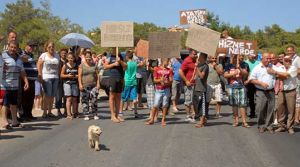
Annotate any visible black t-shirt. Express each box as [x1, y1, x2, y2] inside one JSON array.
[[194, 63, 209, 92], [108, 55, 124, 79]]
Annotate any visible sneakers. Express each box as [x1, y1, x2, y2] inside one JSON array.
[[84, 116, 90, 121], [119, 112, 124, 117], [185, 116, 195, 123], [94, 115, 99, 120], [273, 119, 278, 125]]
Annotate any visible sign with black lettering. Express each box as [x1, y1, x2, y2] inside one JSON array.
[[218, 39, 257, 56], [101, 21, 134, 47]]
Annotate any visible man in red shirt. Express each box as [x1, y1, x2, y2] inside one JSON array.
[[179, 48, 198, 122], [146, 58, 173, 126]]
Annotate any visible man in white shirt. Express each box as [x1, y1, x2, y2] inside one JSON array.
[[249, 52, 276, 133], [286, 46, 300, 126], [268, 56, 297, 134]]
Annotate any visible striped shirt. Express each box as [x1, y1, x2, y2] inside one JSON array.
[[0, 51, 24, 90], [23, 51, 38, 80]]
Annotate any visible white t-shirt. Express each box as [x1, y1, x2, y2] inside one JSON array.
[[39, 52, 60, 79], [291, 54, 300, 82]]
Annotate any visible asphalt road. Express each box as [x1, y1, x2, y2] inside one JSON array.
[[0, 97, 300, 167]]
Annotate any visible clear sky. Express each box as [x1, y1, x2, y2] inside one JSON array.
[[0, 0, 299, 32]]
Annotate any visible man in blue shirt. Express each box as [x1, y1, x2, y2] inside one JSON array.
[[170, 56, 182, 114]]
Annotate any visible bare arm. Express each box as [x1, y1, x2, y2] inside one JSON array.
[[60, 65, 68, 79], [20, 70, 29, 90], [78, 65, 83, 91], [37, 59, 43, 83]]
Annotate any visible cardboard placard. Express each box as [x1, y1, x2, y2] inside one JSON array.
[[148, 32, 182, 59], [135, 39, 149, 59], [180, 9, 208, 25], [218, 39, 257, 56], [101, 21, 134, 47], [186, 24, 221, 56]]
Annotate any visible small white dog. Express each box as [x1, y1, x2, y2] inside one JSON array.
[[88, 125, 102, 151]]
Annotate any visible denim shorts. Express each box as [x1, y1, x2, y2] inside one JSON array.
[[63, 83, 79, 97], [42, 78, 59, 97], [153, 88, 171, 108]]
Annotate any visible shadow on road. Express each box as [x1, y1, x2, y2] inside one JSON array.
[[0, 134, 24, 140], [100, 144, 110, 151]]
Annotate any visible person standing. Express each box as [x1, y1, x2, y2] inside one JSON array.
[[268, 56, 297, 134], [249, 53, 276, 133], [170, 56, 182, 115], [103, 48, 124, 123], [245, 54, 260, 118], [179, 48, 198, 123], [119, 51, 139, 120], [286, 46, 300, 126], [224, 54, 250, 128], [78, 51, 100, 121], [146, 58, 173, 126], [206, 55, 224, 118], [55, 48, 68, 117], [193, 53, 209, 128], [133, 54, 147, 108], [20, 41, 38, 121], [37, 41, 60, 118], [1, 41, 29, 129], [61, 53, 79, 120]]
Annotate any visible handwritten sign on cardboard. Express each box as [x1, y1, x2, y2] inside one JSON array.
[[135, 39, 149, 58], [148, 32, 182, 59], [186, 24, 221, 56], [101, 21, 134, 47]]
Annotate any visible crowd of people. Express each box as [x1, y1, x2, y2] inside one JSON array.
[[1, 30, 300, 136]]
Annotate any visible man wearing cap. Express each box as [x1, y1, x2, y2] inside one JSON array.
[[20, 41, 38, 121], [267, 56, 297, 134]]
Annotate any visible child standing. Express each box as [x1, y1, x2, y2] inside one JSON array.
[[146, 58, 173, 126], [118, 51, 139, 120], [61, 53, 79, 120], [78, 51, 100, 120]]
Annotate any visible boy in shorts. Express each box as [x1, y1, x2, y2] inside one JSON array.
[[119, 51, 139, 120]]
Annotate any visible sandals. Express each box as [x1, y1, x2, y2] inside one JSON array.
[[66, 115, 73, 120], [47, 113, 56, 118], [11, 123, 25, 128], [2, 124, 12, 130], [242, 123, 251, 128], [232, 122, 239, 127], [111, 118, 120, 123], [195, 122, 204, 128], [145, 121, 154, 125]]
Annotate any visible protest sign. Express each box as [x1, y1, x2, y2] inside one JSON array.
[[180, 9, 207, 25], [148, 32, 181, 59], [135, 39, 149, 59], [101, 21, 134, 47], [186, 24, 221, 56], [218, 39, 257, 56]]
